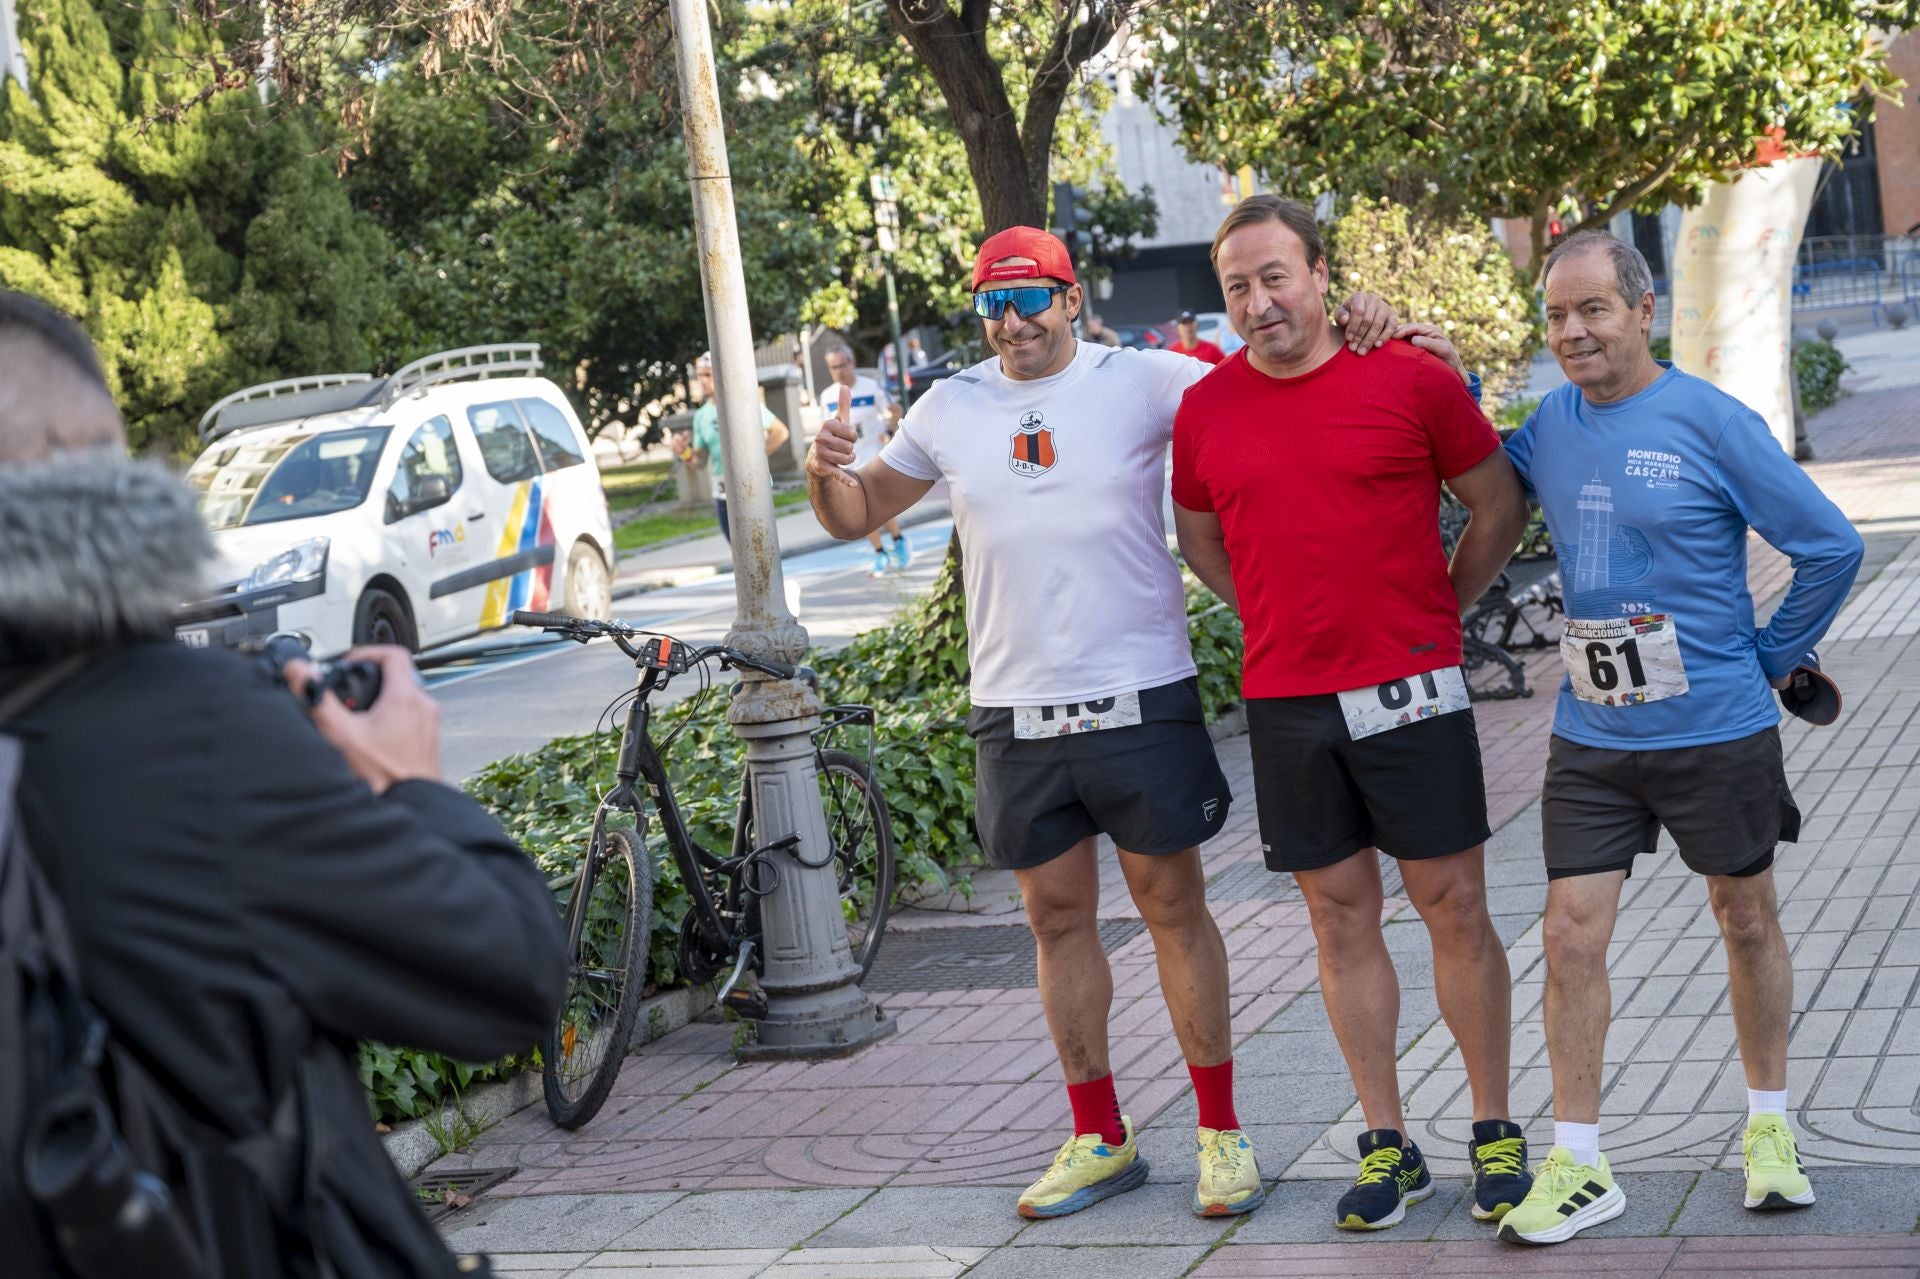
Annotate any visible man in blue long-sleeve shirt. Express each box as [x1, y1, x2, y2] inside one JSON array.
[[1496, 233, 1864, 1246]]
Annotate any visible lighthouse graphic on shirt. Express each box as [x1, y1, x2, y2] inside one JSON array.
[[1559, 470, 1656, 617]]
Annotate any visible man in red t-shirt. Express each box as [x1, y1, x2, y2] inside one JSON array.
[[1173, 195, 1532, 1234], [1168, 310, 1226, 364]]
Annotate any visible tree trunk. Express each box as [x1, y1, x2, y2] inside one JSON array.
[[1670, 157, 1821, 456], [884, 1, 1056, 232]]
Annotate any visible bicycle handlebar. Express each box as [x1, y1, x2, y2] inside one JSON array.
[[511, 610, 578, 631], [510, 610, 795, 681]]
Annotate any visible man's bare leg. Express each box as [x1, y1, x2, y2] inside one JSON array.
[[1707, 868, 1791, 1091], [1015, 837, 1112, 1083], [1117, 846, 1231, 1066], [1296, 851, 1403, 1132], [1399, 846, 1512, 1122], [1542, 870, 1627, 1124]]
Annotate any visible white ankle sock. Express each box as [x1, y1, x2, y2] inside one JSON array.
[[1749, 1088, 1789, 1118], [1553, 1121, 1602, 1168]]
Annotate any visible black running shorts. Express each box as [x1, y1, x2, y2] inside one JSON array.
[[1541, 727, 1800, 880], [967, 677, 1232, 870], [1246, 692, 1492, 873]]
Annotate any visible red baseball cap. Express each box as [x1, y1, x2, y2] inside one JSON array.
[[971, 226, 1077, 292]]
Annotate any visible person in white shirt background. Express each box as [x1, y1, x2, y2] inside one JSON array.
[[819, 345, 912, 576]]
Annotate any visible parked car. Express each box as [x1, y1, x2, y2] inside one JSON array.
[[175, 344, 616, 658]]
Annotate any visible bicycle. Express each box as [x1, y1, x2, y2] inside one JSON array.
[[510, 609, 898, 1129]]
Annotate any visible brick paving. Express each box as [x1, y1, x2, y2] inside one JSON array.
[[442, 362, 1920, 1277]]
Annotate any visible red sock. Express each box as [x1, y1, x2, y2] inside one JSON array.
[[1065, 1074, 1126, 1145], [1189, 1058, 1239, 1131]]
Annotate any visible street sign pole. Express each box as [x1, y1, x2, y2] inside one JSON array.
[[871, 172, 913, 403], [667, 0, 894, 1059]]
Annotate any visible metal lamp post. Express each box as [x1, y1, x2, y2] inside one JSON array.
[[666, 0, 894, 1059]]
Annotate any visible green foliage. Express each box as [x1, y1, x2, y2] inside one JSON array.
[[1326, 198, 1542, 407], [1649, 335, 1673, 362], [1143, 0, 1906, 270], [1494, 396, 1542, 431], [0, 0, 389, 457], [357, 1042, 526, 1127], [1794, 338, 1849, 413]]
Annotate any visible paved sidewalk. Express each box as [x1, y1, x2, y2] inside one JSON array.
[[436, 371, 1920, 1277]]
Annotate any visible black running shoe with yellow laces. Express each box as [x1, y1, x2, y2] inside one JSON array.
[[1468, 1119, 1533, 1221], [1335, 1128, 1434, 1230]]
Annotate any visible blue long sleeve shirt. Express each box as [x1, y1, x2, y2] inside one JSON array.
[[1506, 363, 1864, 750]]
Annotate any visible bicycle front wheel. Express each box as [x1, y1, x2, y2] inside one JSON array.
[[543, 827, 652, 1129], [818, 749, 896, 981]]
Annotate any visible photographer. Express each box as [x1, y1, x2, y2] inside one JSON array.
[[0, 291, 567, 1276]]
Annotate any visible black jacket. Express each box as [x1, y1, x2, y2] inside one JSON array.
[[0, 454, 568, 1277]]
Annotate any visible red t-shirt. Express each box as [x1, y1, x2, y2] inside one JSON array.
[[1171, 341, 1500, 698], [1170, 340, 1226, 365]]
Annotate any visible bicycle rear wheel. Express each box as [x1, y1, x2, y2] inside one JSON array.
[[543, 827, 651, 1129], [817, 749, 896, 981]]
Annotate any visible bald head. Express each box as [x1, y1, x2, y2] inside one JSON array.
[[0, 292, 125, 464]]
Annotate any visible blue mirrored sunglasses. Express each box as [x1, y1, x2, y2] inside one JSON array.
[[972, 285, 1069, 321]]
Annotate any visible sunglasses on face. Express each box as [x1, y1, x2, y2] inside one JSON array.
[[972, 285, 1069, 321]]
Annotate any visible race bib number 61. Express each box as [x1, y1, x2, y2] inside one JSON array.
[[1561, 613, 1689, 706], [1335, 666, 1471, 741]]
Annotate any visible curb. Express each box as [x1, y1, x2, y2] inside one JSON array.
[[385, 984, 716, 1179], [611, 505, 952, 597], [1207, 705, 1247, 742]]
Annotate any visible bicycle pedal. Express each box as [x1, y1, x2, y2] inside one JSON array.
[[722, 989, 769, 1020]]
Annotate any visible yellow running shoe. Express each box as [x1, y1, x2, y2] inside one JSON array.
[[1016, 1115, 1149, 1218], [1744, 1114, 1815, 1209], [1497, 1147, 1624, 1245], [1194, 1127, 1265, 1217]]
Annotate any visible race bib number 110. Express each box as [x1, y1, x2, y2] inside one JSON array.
[[1335, 666, 1471, 741], [1013, 691, 1143, 740], [1561, 613, 1689, 706]]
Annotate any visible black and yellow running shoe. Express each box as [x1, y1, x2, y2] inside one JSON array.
[[1468, 1119, 1533, 1221], [1334, 1129, 1434, 1230]]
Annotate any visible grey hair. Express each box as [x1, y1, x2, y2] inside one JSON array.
[[1540, 231, 1654, 306], [824, 346, 854, 362]]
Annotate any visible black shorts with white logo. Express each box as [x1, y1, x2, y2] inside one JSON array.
[[1247, 692, 1491, 874], [967, 677, 1232, 870], [1541, 727, 1800, 880]]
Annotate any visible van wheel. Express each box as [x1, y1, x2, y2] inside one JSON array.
[[353, 587, 416, 651], [563, 545, 612, 620]]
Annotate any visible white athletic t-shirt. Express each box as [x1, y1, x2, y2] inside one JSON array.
[[821, 375, 894, 467], [880, 341, 1208, 706]]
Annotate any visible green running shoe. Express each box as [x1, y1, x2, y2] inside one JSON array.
[[1744, 1114, 1815, 1209], [1497, 1147, 1624, 1245]]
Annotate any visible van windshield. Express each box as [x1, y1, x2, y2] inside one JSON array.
[[186, 428, 391, 531]]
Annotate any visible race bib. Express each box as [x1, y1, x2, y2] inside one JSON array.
[[1013, 691, 1143, 740], [1335, 666, 1471, 741], [1561, 613, 1688, 706]]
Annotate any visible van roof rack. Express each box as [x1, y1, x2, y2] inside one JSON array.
[[380, 344, 543, 409], [198, 374, 375, 444], [195, 344, 545, 444]]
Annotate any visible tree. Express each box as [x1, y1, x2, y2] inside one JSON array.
[[1144, 0, 1909, 270], [881, 1, 1144, 234], [1326, 197, 1539, 407], [0, 0, 388, 455]]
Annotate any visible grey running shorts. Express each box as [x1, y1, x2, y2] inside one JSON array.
[[1541, 727, 1801, 880], [1246, 691, 1492, 873], [966, 677, 1232, 870]]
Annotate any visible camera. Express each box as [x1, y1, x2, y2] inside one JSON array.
[[258, 632, 384, 711]]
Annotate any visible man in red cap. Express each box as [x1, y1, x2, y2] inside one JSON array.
[[806, 224, 1411, 1222]]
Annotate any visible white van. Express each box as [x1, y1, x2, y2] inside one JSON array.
[[175, 345, 615, 658]]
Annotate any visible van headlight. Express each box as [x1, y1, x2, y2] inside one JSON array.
[[244, 537, 330, 591]]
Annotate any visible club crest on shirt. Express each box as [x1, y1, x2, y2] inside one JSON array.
[[1009, 411, 1057, 477]]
